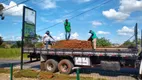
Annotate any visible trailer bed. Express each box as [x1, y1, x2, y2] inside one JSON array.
[[23, 48, 138, 58]]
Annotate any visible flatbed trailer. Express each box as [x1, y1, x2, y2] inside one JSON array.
[[24, 48, 138, 58], [23, 24, 142, 79], [23, 48, 142, 73]]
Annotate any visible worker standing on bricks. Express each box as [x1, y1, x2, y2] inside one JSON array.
[[88, 30, 97, 49], [43, 31, 55, 49], [64, 19, 71, 40]]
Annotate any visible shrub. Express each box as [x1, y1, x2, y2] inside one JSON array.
[[0, 42, 11, 48], [35, 42, 44, 48]]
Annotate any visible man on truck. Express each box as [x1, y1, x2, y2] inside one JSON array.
[[88, 30, 97, 49], [64, 19, 71, 40], [43, 31, 55, 49]]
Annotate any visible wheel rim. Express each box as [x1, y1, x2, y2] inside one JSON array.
[[47, 63, 53, 71], [61, 63, 69, 72]]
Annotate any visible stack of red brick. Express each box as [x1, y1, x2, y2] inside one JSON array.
[[51, 39, 92, 49]]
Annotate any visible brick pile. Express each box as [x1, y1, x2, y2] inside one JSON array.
[[51, 39, 92, 49]]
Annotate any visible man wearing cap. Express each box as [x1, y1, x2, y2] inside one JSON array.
[[43, 31, 55, 49], [64, 19, 71, 40], [88, 30, 97, 49]]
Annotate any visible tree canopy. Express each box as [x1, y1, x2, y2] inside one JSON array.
[[0, 36, 3, 45], [96, 37, 112, 47]]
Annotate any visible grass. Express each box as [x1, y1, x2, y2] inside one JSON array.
[[0, 68, 10, 73], [0, 48, 28, 59], [14, 69, 38, 78], [0, 68, 107, 80], [0, 68, 19, 74]]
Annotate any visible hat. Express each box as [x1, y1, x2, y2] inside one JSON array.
[[46, 31, 50, 34], [89, 30, 92, 33]]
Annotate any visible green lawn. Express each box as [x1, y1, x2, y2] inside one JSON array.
[[0, 48, 28, 59]]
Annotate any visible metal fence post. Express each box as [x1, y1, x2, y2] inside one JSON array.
[[76, 68, 80, 80], [10, 63, 13, 80]]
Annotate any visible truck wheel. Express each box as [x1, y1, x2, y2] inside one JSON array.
[[137, 75, 142, 80], [58, 59, 74, 74], [45, 59, 58, 73]]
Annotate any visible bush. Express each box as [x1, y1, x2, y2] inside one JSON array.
[[120, 40, 135, 48], [0, 42, 11, 48], [0, 36, 3, 45], [11, 44, 18, 48], [35, 42, 44, 48], [97, 37, 112, 47]]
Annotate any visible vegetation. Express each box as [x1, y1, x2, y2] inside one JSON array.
[[0, 42, 11, 48], [97, 37, 112, 47], [11, 41, 22, 48], [35, 42, 44, 48], [13, 70, 107, 80], [14, 69, 38, 78], [24, 34, 42, 47], [0, 68, 107, 80], [0, 48, 27, 59], [0, 68, 10, 73], [0, 36, 3, 45], [120, 39, 141, 48]]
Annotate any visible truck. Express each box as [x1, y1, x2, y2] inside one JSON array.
[[23, 23, 142, 79]]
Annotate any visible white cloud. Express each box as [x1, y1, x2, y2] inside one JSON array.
[[54, 19, 63, 23], [2, 1, 25, 16], [59, 33, 64, 36], [39, 0, 56, 9], [71, 32, 79, 39], [119, 0, 142, 13], [102, 0, 142, 21], [54, 33, 64, 40], [3, 36, 21, 41], [117, 26, 134, 36], [97, 31, 110, 35], [0, 34, 2, 37], [74, 0, 91, 3], [102, 9, 129, 21], [52, 32, 79, 40], [92, 21, 102, 27], [16, 36, 21, 40]]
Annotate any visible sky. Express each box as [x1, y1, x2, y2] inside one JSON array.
[[0, 0, 142, 44]]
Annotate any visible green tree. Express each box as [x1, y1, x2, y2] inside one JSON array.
[[132, 38, 141, 45], [0, 36, 3, 45], [11, 41, 22, 48], [35, 34, 42, 42], [121, 40, 135, 48], [96, 37, 112, 47], [16, 41, 22, 48]]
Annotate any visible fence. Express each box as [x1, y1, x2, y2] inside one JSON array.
[[0, 63, 139, 80], [73, 68, 139, 80]]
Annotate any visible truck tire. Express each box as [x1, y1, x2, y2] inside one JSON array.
[[45, 59, 58, 73], [58, 59, 74, 74]]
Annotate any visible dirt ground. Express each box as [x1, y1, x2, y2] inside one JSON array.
[[71, 73, 137, 80], [0, 72, 137, 80], [0, 73, 38, 80]]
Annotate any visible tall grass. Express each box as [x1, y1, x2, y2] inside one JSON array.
[[0, 48, 27, 59]]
